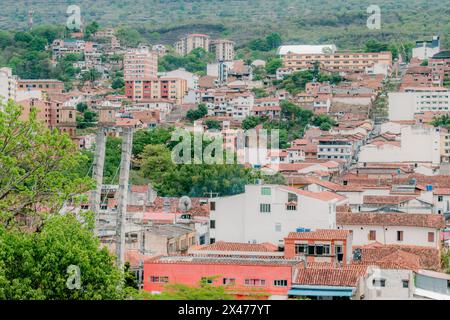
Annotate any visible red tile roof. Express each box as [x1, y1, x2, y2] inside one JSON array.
[[280, 186, 347, 202], [295, 265, 368, 287], [433, 188, 450, 195], [337, 212, 445, 229], [193, 241, 279, 252], [287, 229, 351, 241], [353, 244, 441, 271], [363, 195, 417, 205]]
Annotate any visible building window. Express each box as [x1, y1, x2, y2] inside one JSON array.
[[210, 201, 216, 210], [210, 220, 216, 229], [295, 243, 307, 254], [438, 196, 443, 202], [402, 280, 409, 288], [397, 231, 404, 241], [275, 223, 282, 232], [428, 232, 435, 242], [149, 276, 169, 283], [210, 238, 215, 244], [261, 187, 271, 196], [260, 203, 271, 213], [288, 193, 298, 202], [287, 204, 297, 211], [369, 230, 376, 241], [372, 279, 386, 287], [223, 278, 236, 285], [274, 280, 288, 287], [244, 279, 266, 286]]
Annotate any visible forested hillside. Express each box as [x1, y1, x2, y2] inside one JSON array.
[[1, 0, 449, 48]]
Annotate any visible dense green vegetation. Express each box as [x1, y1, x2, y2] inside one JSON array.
[[280, 68, 343, 94], [242, 100, 337, 145], [1, 0, 448, 50], [158, 48, 215, 74], [431, 115, 450, 130]]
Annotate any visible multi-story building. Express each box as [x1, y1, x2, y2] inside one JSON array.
[[284, 229, 353, 265], [336, 211, 444, 249], [432, 188, 450, 216], [209, 184, 347, 246], [175, 34, 210, 56], [441, 128, 450, 163], [430, 50, 450, 87], [388, 87, 450, 121], [0, 67, 18, 102], [317, 136, 358, 163], [282, 50, 392, 74], [412, 36, 441, 61], [123, 46, 158, 81], [125, 78, 187, 105], [17, 79, 64, 95], [210, 39, 235, 61]]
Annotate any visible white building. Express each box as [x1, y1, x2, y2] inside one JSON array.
[[277, 44, 337, 57], [159, 68, 199, 90], [210, 184, 348, 246], [412, 36, 441, 61], [433, 188, 450, 215], [0, 67, 18, 103], [337, 212, 444, 248], [358, 125, 441, 166], [388, 88, 450, 121]]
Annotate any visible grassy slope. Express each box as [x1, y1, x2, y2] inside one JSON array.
[[2, 0, 449, 47]]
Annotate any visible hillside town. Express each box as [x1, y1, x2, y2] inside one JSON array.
[[1, 16, 450, 301]]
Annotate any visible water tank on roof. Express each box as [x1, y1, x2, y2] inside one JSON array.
[[426, 185, 433, 191], [296, 228, 311, 233]]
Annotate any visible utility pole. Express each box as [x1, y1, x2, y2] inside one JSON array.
[[90, 128, 106, 230], [116, 127, 133, 269]]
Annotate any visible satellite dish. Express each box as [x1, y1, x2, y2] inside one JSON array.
[[178, 196, 192, 212]]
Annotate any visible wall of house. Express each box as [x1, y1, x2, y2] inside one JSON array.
[[143, 262, 293, 296], [337, 224, 439, 248], [213, 185, 337, 245], [364, 269, 414, 300]]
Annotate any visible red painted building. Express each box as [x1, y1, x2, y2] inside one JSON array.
[[284, 229, 352, 265], [144, 256, 300, 298]]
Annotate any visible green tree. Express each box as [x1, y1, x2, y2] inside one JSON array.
[[265, 57, 282, 75], [0, 100, 93, 228], [186, 104, 208, 121], [204, 119, 221, 130], [242, 116, 264, 130], [0, 213, 124, 299], [84, 21, 100, 40]]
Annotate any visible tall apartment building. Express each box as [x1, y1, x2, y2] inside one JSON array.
[[430, 51, 450, 87], [0, 67, 18, 102], [125, 78, 187, 105], [123, 46, 158, 81], [210, 39, 235, 61], [282, 50, 392, 74], [388, 87, 450, 121], [174, 34, 210, 56], [17, 79, 64, 95]]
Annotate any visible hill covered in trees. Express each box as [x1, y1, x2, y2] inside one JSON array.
[[1, 0, 449, 49]]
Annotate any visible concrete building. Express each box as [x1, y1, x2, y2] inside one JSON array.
[[412, 36, 441, 61], [277, 45, 337, 57], [143, 224, 196, 256], [432, 188, 450, 216], [0, 67, 18, 102], [388, 87, 450, 121], [284, 229, 353, 265], [210, 184, 347, 246], [210, 39, 235, 61], [17, 79, 64, 95], [125, 78, 188, 104], [175, 34, 210, 56], [124, 46, 158, 81], [336, 212, 444, 248], [358, 125, 441, 166], [282, 49, 392, 74]]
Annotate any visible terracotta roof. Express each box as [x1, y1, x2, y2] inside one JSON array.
[[146, 256, 301, 267], [363, 195, 417, 205], [193, 241, 279, 252], [353, 244, 441, 271], [280, 186, 347, 202], [295, 265, 367, 287], [287, 229, 351, 241], [433, 188, 450, 195], [337, 212, 445, 229]]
